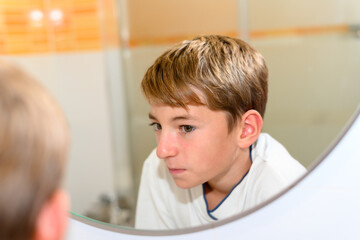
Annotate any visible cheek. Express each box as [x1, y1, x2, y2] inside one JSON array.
[[203, 132, 238, 159], [190, 132, 229, 157], [181, 128, 236, 163], [204, 130, 231, 148]]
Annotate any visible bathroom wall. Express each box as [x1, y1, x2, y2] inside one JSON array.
[[126, 0, 237, 45], [247, 0, 360, 167], [0, 0, 131, 217]]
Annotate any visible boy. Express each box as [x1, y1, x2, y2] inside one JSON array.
[[0, 60, 70, 240], [135, 35, 306, 229]]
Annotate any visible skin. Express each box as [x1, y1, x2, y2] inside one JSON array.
[[34, 189, 69, 240], [149, 103, 253, 209]]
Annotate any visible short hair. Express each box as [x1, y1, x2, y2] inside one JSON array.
[[0, 60, 69, 240], [141, 35, 268, 131]]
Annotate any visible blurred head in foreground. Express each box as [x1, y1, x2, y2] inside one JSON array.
[[0, 60, 70, 240]]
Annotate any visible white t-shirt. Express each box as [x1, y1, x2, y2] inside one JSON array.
[[135, 133, 307, 230]]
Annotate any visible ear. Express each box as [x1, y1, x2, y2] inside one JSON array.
[[237, 110, 263, 148], [33, 189, 69, 240]]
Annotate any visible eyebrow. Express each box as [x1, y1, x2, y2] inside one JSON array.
[[148, 113, 196, 122], [148, 113, 157, 120]]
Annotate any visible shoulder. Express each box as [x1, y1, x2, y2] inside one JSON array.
[[143, 148, 161, 170], [141, 148, 193, 197], [250, 133, 307, 190], [142, 148, 172, 183], [253, 133, 298, 163], [137, 149, 205, 228], [253, 133, 306, 172]]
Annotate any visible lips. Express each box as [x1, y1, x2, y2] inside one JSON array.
[[168, 167, 186, 175]]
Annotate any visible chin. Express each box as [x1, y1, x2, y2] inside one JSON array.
[[173, 179, 199, 189]]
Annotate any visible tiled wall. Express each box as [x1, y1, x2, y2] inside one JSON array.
[[0, 0, 118, 54], [2, 0, 356, 53]]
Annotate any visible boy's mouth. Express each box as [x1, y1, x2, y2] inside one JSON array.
[[168, 167, 186, 175]]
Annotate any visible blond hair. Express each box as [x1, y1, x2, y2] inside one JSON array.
[[0, 60, 69, 240], [141, 35, 268, 131]]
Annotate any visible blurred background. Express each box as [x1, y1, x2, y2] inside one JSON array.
[[1, 0, 359, 228]]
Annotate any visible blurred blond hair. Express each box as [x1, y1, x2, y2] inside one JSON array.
[[0, 60, 69, 240]]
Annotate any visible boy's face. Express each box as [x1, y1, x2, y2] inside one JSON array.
[[149, 103, 246, 189]]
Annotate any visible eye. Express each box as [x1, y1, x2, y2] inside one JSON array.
[[181, 125, 195, 133], [149, 122, 162, 131]]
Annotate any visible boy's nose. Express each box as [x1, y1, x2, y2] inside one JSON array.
[[156, 133, 178, 159]]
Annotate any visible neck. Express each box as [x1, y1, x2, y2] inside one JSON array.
[[205, 148, 252, 210]]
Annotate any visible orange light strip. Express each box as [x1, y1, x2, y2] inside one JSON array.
[[128, 31, 238, 48], [250, 24, 349, 39], [128, 24, 350, 47]]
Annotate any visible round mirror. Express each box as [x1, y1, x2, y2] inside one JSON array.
[[1, 0, 359, 233]]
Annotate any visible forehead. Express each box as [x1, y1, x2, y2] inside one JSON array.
[[149, 103, 228, 124], [148, 85, 208, 107]]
